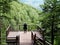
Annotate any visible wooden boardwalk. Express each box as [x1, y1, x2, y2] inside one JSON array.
[[7, 31, 42, 45]]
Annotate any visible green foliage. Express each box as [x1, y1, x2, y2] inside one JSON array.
[[40, 0, 60, 45], [0, 0, 42, 45], [0, 0, 42, 30], [6, 1, 41, 30]]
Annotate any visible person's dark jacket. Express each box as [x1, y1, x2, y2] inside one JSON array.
[[23, 23, 27, 31]]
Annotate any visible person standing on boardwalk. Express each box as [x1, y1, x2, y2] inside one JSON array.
[[23, 23, 27, 32]]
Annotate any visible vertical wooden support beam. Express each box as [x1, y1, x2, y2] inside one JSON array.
[[33, 34, 36, 45], [31, 31, 33, 40], [16, 35, 20, 45]]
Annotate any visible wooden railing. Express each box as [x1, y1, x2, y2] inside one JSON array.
[[16, 35, 20, 45], [6, 25, 14, 36], [33, 34, 52, 45], [6, 25, 20, 45], [31, 32, 33, 39], [6, 35, 20, 45], [6, 25, 10, 36], [6, 25, 52, 45]]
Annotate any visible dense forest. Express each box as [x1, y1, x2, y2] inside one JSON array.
[[0, 0, 42, 30], [41, 0, 60, 45], [0, 0, 60, 45], [0, 0, 41, 45]]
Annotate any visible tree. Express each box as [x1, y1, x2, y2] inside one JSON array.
[[0, 0, 11, 45], [0, 0, 41, 44], [40, 0, 60, 45]]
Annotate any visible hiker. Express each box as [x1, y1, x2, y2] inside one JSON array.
[[23, 23, 27, 32]]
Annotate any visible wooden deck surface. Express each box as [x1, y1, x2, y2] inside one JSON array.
[[7, 31, 42, 45]]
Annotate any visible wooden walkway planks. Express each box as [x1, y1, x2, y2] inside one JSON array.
[[7, 31, 19, 38], [7, 31, 42, 45], [20, 32, 32, 45], [33, 31, 43, 40]]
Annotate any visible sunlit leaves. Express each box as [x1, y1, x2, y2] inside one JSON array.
[[3, 1, 41, 30]]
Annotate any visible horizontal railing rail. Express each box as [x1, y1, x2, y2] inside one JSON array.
[[6, 24, 42, 31], [35, 39, 44, 45], [36, 37, 52, 45], [33, 33, 52, 45], [6, 35, 20, 45]]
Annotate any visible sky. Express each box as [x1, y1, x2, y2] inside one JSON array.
[[20, 0, 44, 10]]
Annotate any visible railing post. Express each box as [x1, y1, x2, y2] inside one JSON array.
[[33, 34, 36, 45], [16, 35, 20, 45], [31, 31, 33, 40]]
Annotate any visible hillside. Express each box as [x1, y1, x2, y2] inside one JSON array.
[[4, 1, 41, 30]]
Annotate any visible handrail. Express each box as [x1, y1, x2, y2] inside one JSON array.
[[33, 33, 52, 45], [36, 36, 52, 45], [16, 35, 20, 45], [6, 24, 42, 31], [6, 25, 13, 36], [31, 31, 34, 40], [7, 35, 20, 45], [6, 25, 11, 31], [33, 34, 44, 45], [35, 39, 44, 45], [33, 34, 36, 45]]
